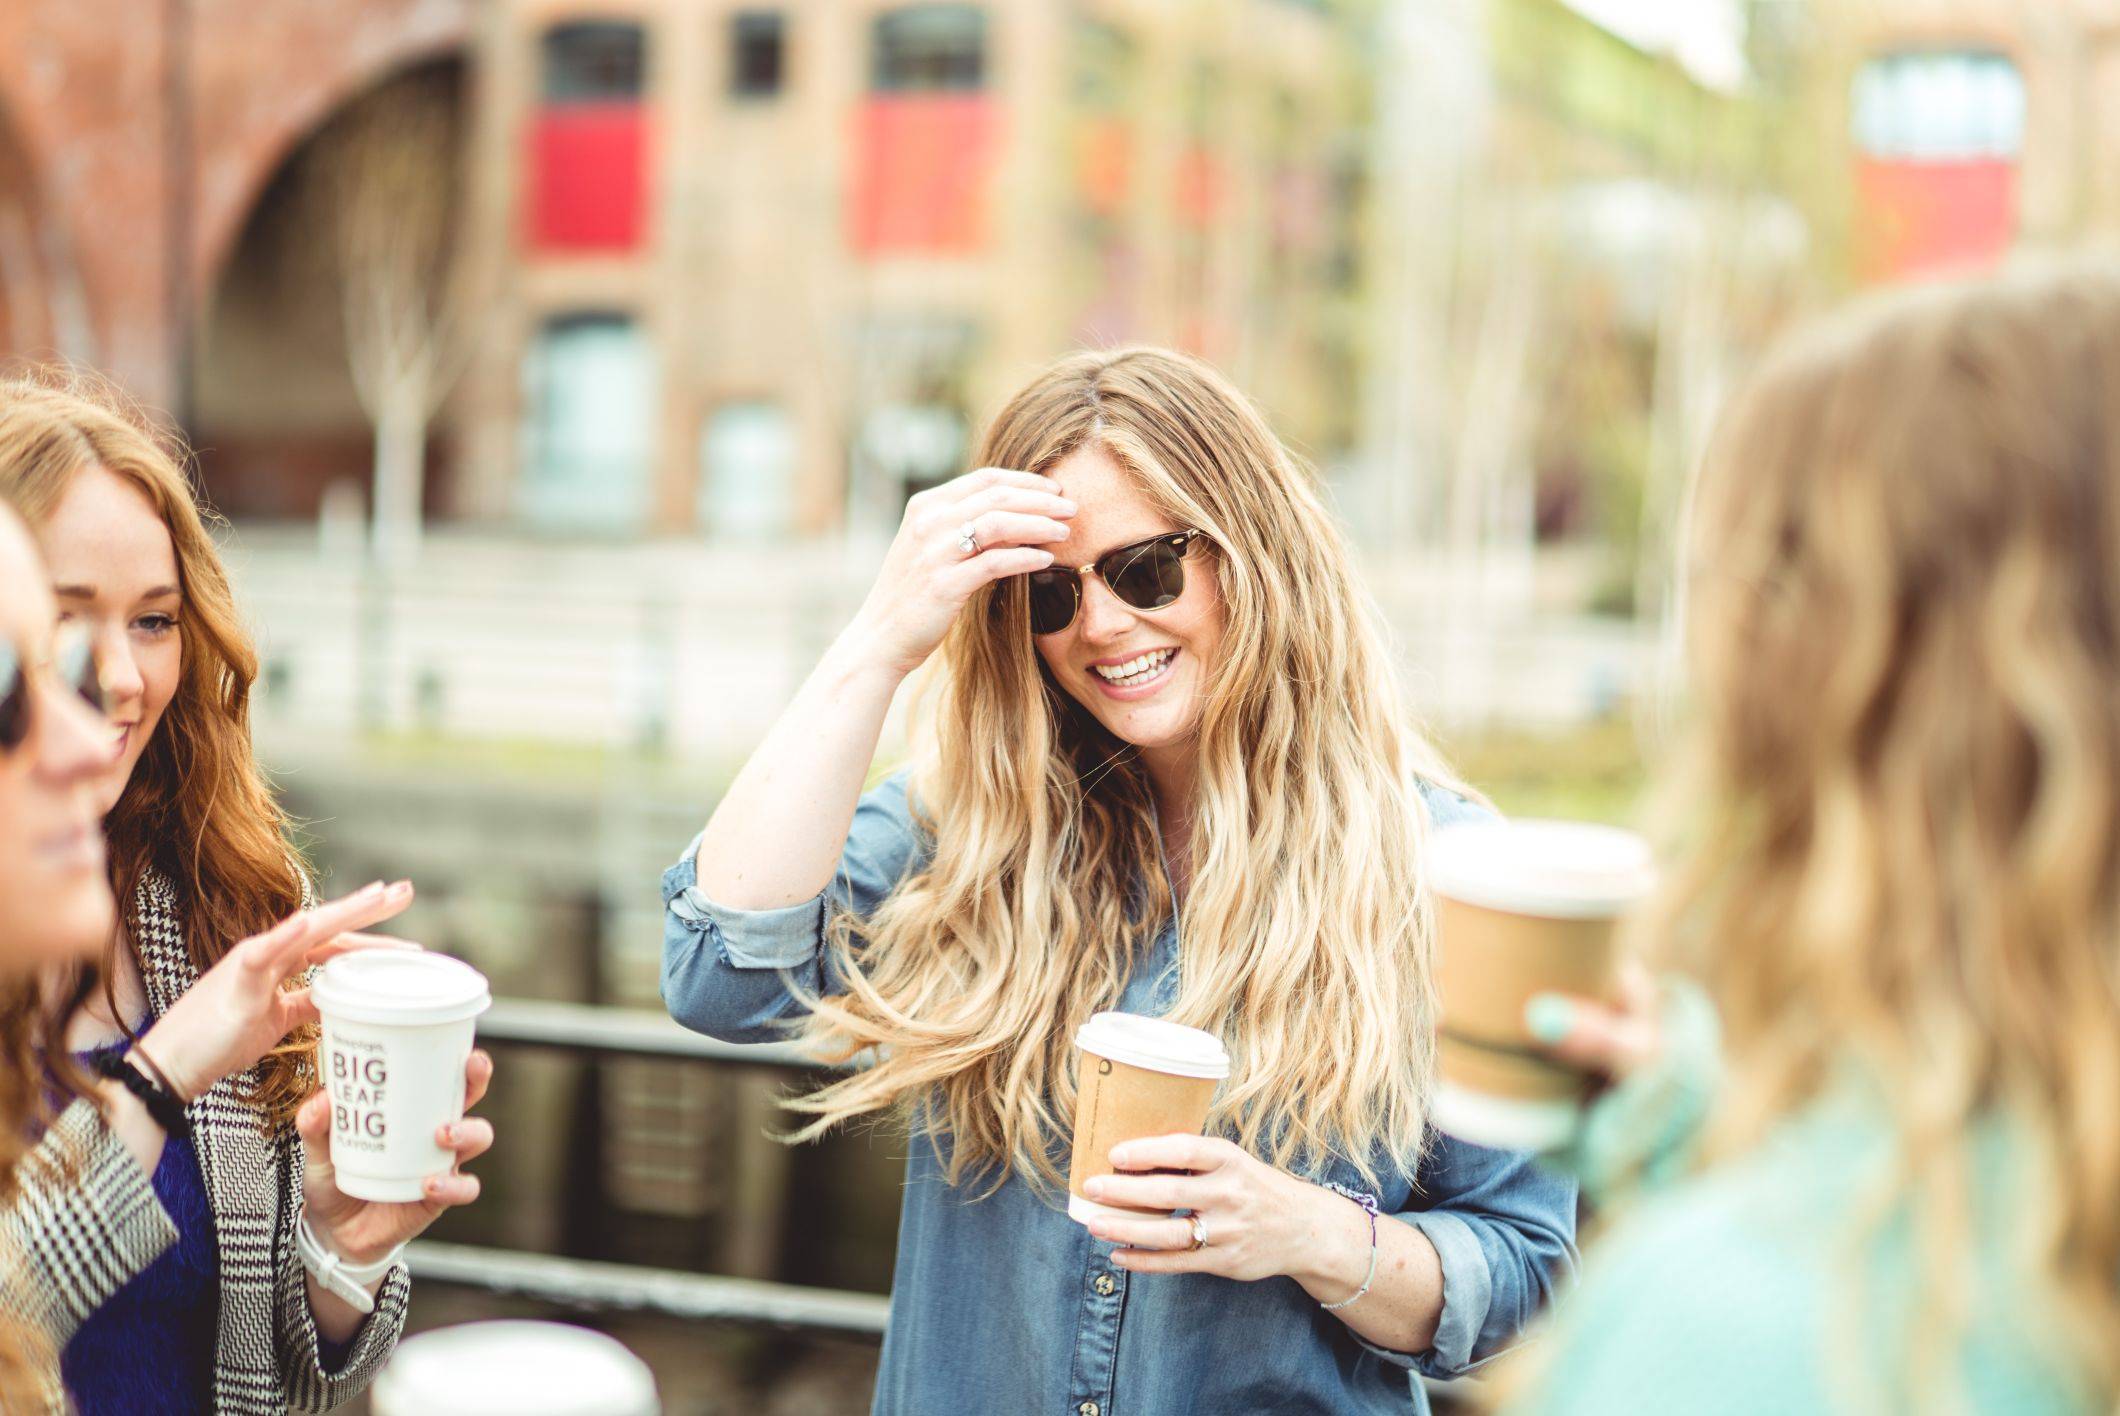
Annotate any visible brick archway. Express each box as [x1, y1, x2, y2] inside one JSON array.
[[0, 0, 472, 408], [0, 97, 80, 360]]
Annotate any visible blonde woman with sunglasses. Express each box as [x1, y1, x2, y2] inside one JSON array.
[[663, 348, 1577, 1414]]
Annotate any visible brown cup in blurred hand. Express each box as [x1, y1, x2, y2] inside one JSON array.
[[1429, 819, 1654, 1150], [1066, 1011, 1231, 1225]]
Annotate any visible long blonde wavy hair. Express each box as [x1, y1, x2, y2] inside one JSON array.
[[0, 367, 315, 1130], [1639, 266, 2120, 1408], [788, 348, 1473, 1191]]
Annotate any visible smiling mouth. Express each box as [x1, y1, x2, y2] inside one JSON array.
[[1090, 648, 1178, 689]]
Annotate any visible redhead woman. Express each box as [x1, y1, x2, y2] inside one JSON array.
[[663, 348, 1576, 1413], [1510, 266, 2120, 1413], [0, 370, 496, 1415]]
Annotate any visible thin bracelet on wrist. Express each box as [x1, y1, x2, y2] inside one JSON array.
[[1318, 1182, 1381, 1313], [125, 1041, 185, 1103]]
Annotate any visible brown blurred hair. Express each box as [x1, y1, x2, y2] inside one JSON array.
[[1641, 264, 2120, 1407], [0, 366, 313, 1128]]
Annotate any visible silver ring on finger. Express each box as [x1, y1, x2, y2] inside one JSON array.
[[1188, 1213, 1209, 1252], [956, 521, 980, 556]]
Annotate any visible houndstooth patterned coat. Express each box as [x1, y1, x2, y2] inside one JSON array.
[[0, 871, 411, 1413]]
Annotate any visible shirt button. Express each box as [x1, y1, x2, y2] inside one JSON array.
[[1093, 1273, 1117, 1296], [1079, 1404, 1100, 1416]]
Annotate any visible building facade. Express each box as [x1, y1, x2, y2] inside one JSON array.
[[1806, 0, 2120, 284], [1, 0, 1362, 536]]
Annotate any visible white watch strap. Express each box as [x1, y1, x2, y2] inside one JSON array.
[[296, 1215, 402, 1317]]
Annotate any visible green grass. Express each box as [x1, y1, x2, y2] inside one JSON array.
[[1442, 715, 1650, 826], [280, 718, 1652, 827]]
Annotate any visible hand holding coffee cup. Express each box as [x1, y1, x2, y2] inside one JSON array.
[[1429, 820, 1655, 1150], [297, 948, 496, 1273], [295, 1046, 494, 1267], [1067, 1011, 1230, 1225], [1522, 960, 1665, 1084]]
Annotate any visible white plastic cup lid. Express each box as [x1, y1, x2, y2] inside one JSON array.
[[1428, 819, 1656, 920], [371, 1321, 658, 1416], [312, 950, 491, 1028], [1075, 1011, 1231, 1079]]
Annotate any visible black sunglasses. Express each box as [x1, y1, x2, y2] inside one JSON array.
[[1025, 529, 1206, 636], [0, 624, 108, 754]]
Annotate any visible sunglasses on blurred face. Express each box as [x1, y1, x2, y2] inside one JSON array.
[[1026, 530, 1206, 637], [0, 624, 109, 754]]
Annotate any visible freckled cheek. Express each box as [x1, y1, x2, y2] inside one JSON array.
[[139, 644, 183, 735]]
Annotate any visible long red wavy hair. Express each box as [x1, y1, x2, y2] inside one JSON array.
[[0, 366, 314, 1128]]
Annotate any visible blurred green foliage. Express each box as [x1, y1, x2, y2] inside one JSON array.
[[1444, 714, 1649, 826]]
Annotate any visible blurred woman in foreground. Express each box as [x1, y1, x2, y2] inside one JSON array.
[[1515, 266, 2120, 1413], [0, 495, 119, 1408]]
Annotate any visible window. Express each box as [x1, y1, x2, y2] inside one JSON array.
[[1853, 51, 2023, 161], [1850, 50, 2023, 280], [872, 5, 986, 92], [698, 401, 796, 539], [518, 314, 657, 534], [529, 23, 650, 252], [541, 23, 646, 103], [731, 12, 786, 98]]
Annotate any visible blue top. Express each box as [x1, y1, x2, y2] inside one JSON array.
[[661, 772, 1578, 1415], [62, 1037, 218, 1416]]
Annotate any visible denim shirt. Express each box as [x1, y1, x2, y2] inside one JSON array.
[[661, 773, 1578, 1415]]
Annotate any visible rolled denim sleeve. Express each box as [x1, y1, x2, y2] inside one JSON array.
[[1386, 1135, 1578, 1378], [1359, 783, 1577, 1379], [661, 770, 925, 1043]]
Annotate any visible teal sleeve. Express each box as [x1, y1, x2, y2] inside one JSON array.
[[1546, 978, 1722, 1211]]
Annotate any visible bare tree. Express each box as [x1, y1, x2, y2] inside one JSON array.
[[302, 70, 469, 566]]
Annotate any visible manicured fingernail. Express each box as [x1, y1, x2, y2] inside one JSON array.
[[1525, 994, 1575, 1044], [1057, 499, 1078, 514], [1084, 1178, 1107, 1200]]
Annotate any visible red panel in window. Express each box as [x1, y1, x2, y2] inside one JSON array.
[[1855, 158, 2016, 282], [848, 96, 1000, 256], [526, 103, 649, 253]]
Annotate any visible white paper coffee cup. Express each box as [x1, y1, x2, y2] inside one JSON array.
[[1067, 1012, 1231, 1226], [372, 1321, 659, 1416], [313, 950, 491, 1203]]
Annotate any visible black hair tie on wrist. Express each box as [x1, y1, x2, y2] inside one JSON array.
[[89, 1049, 192, 1139]]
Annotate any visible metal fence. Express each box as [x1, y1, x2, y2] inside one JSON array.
[[417, 998, 1465, 1407]]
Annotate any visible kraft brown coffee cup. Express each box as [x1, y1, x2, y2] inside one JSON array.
[[1067, 1011, 1231, 1226], [1430, 819, 1654, 1150]]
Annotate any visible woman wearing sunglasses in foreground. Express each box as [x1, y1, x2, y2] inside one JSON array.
[[0, 370, 495, 1415], [663, 348, 1577, 1413], [0, 497, 122, 1409]]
